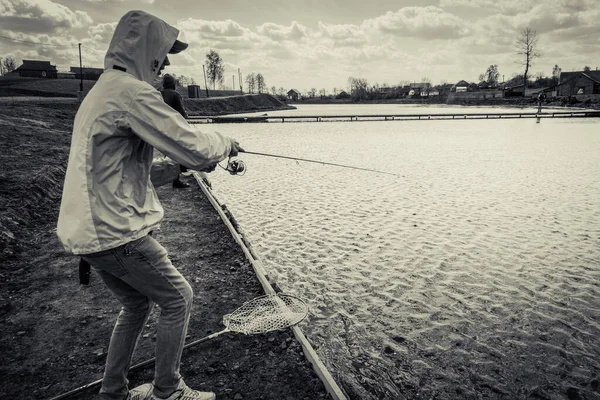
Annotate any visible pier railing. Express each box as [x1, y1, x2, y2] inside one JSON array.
[[187, 110, 600, 124]]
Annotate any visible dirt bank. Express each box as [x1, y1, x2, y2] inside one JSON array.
[[184, 94, 295, 116], [0, 102, 328, 400], [0, 78, 295, 116]]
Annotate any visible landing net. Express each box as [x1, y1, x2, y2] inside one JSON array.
[[222, 293, 308, 335]]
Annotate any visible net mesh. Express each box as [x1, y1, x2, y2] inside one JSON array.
[[222, 294, 308, 335]]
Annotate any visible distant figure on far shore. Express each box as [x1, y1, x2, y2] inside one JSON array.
[[161, 74, 190, 188], [537, 91, 547, 113]]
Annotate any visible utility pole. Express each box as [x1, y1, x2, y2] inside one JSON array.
[[238, 68, 243, 94], [78, 43, 83, 92], [233, 75, 235, 91], [202, 64, 209, 97], [78, 43, 83, 91], [0, 56, 3, 76]]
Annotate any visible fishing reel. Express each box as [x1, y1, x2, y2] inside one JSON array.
[[224, 157, 246, 176]]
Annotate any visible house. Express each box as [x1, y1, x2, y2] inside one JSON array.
[[336, 90, 351, 99], [409, 82, 431, 96], [397, 86, 412, 98], [287, 89, 301, 101], [478, 81, 496, 90], [468, 82, 480, 92], [557, 70, 600, 97], [452, 80, 469, 92], [70, 66, 104, 81], [188, 84, 201, 98], [14, 60, 57, 78]]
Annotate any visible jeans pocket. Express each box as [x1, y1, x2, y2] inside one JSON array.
[[83, 251, 128, 278], [126, 235, 168, 267], [123, 235, 149, 256]]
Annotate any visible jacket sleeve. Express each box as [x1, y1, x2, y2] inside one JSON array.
[[124, 85, 232, 170]]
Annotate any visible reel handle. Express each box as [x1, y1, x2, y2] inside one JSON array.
[[226, 158, 246, 175]]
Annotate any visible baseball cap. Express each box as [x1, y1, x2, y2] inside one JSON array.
[[169, 39, 188, 54]]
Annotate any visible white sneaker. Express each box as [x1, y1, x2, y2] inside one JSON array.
[[152, 381, 215, 400], [129, 383, 154, 400]]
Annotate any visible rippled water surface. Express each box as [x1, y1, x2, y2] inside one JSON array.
[[197, 105, 600, 399]]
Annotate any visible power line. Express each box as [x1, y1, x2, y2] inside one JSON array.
[[81, 45, 105, 55], [0, 34, 75, 48]]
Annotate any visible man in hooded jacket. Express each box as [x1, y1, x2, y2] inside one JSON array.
[[57, 10, 242, 400]]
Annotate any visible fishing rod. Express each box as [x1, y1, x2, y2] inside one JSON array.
[[222, 150, 399, 177]]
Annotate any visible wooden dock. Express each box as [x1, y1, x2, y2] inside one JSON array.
[[187, 110, 600, 124]]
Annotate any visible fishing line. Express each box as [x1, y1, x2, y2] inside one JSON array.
[[232, 150, 399, 177]]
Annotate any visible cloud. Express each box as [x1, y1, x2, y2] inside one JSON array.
[[317, 22, 368, 46], [177, 18, 251, 39], [0, 0, 93, 34], [363, 6, 470, 39], [256, 21, 308, 41], [1, 1, 596, 90], [167, 7, 477, 88], [87, 22, 117, 42], [438, 0, 528, 14]]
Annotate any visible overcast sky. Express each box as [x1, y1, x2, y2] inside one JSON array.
[[0, 0, 598, 92]]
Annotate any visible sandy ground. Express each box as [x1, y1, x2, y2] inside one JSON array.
[[0, 102, 329, 400]]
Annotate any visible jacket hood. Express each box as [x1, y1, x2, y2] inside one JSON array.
[[104, 10, 179, 84], [162, 74, 176, 90]]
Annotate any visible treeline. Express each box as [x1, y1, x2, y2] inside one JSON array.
[[204, 50, 276, 96]]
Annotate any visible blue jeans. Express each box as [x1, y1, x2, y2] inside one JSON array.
[[82, 235, 193, 400]]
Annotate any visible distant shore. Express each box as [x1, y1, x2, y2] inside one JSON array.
[[294, 96, 600, 110], [1, 76, 598, 111]]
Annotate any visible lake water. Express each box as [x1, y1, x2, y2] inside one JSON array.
[[196, 104, 600, 399]]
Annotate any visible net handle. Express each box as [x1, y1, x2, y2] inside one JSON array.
[[46, 328, 231, 400], [47, 294, 307, 400]]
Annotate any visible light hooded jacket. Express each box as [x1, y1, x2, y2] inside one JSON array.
[[57, 10, 233, 254]]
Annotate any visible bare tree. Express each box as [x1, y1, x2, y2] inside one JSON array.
[[176, 75, 189, 87], [245, 73, 256, 93], [205, 50, 224, 90], [421, 77, 432, 94], [551, 64, 561, 85], [515, 28, 540, 91], [347, 76, 369, 100], [256, 73, 265, 93]]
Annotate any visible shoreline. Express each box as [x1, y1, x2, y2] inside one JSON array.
[[194, 172, 347, 400]]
